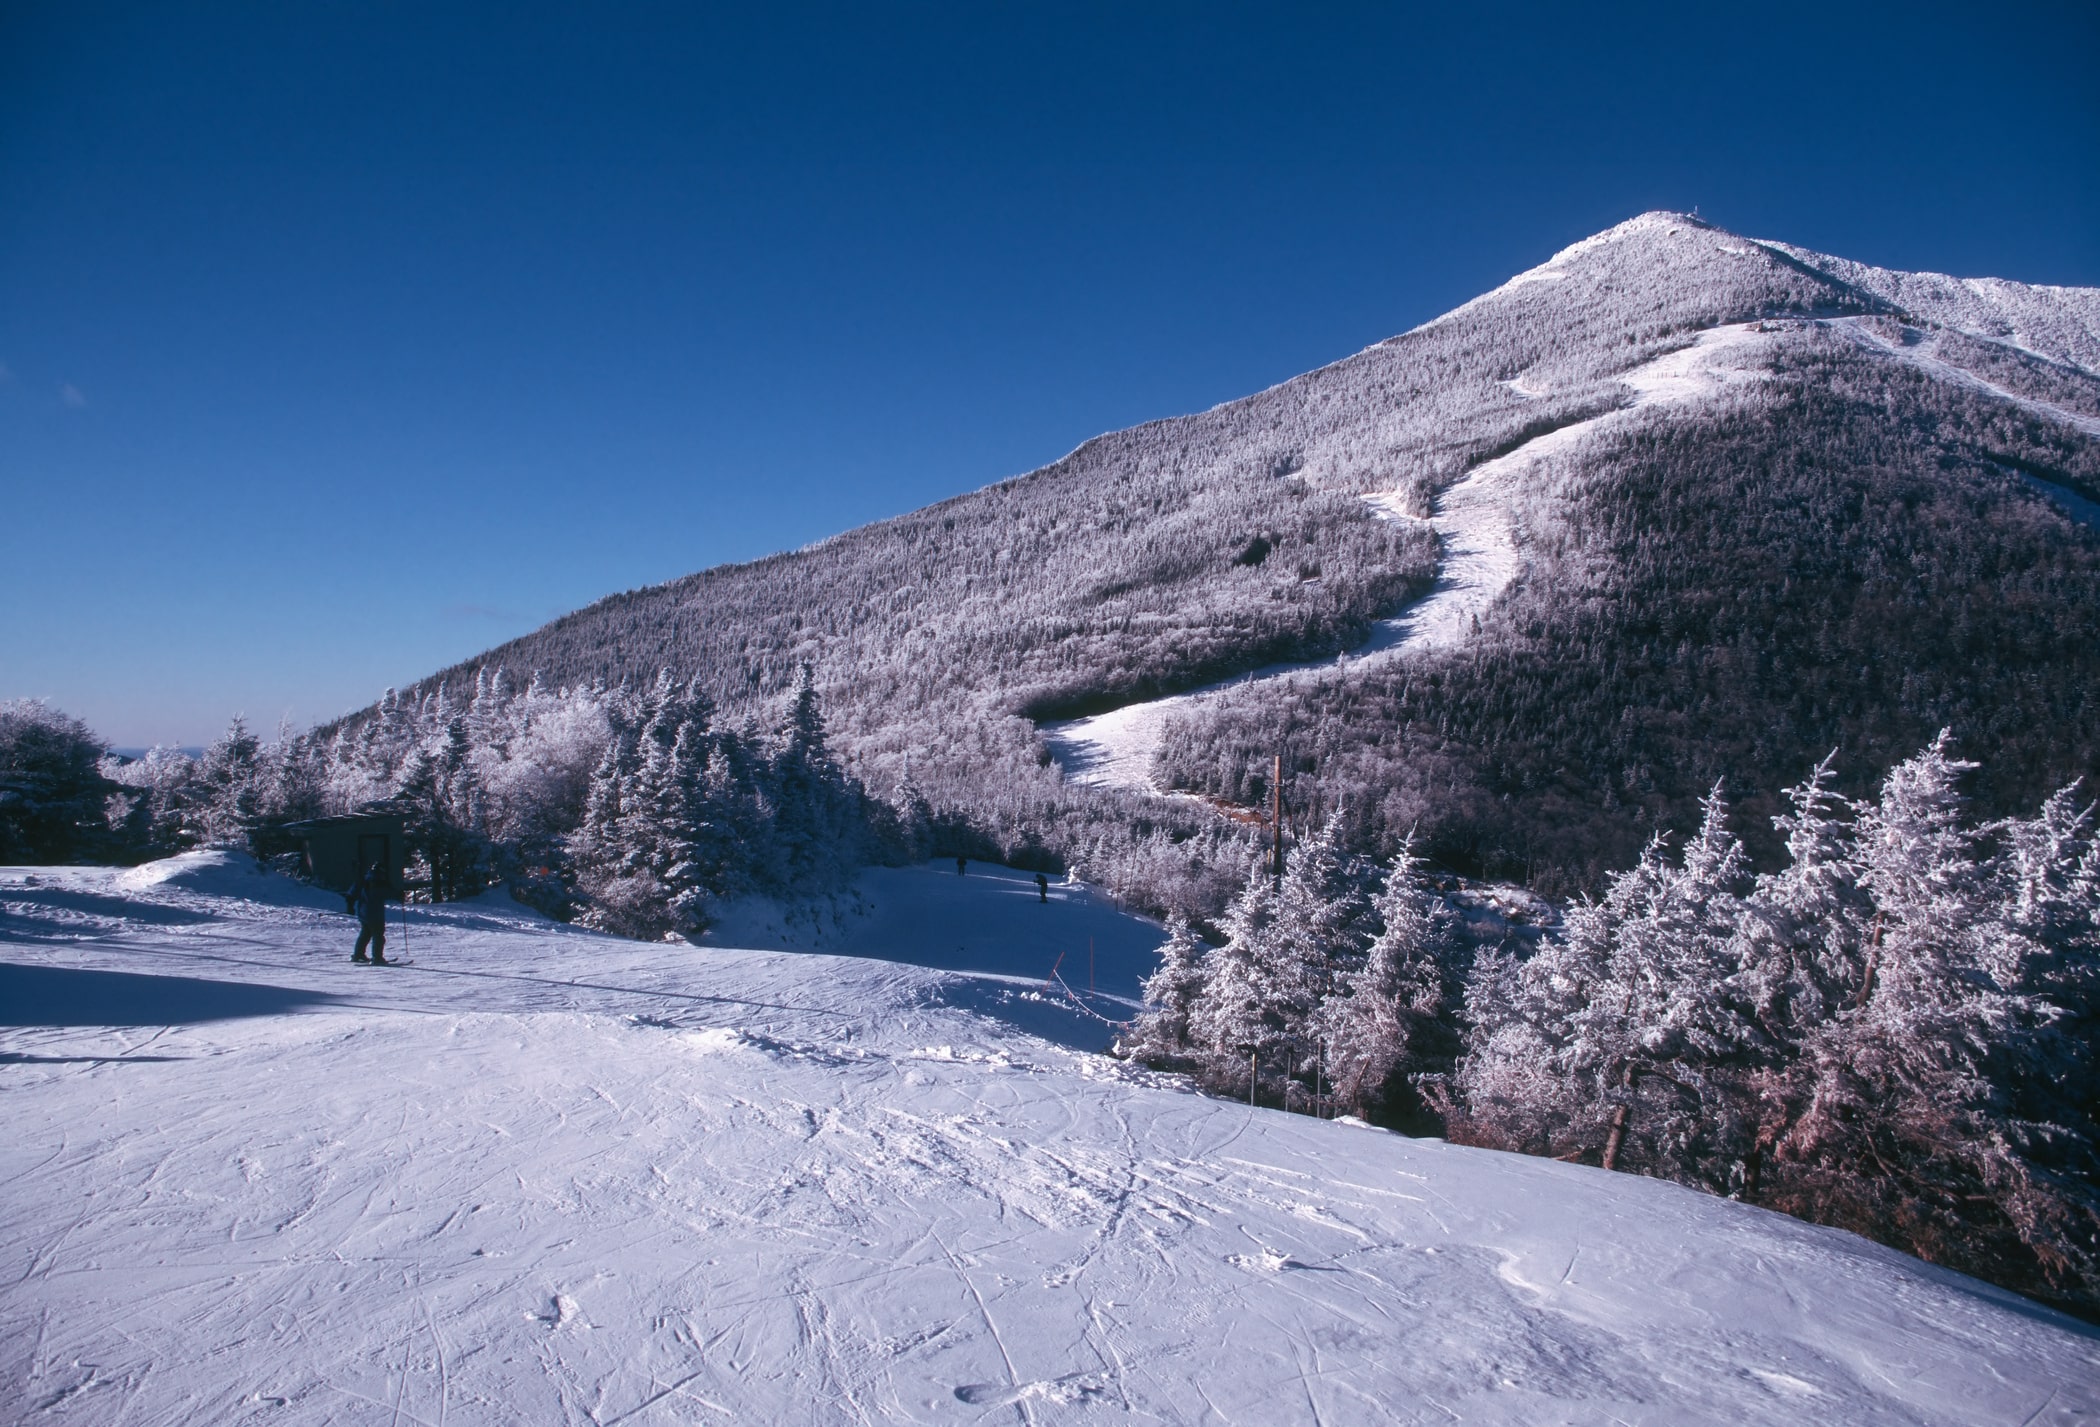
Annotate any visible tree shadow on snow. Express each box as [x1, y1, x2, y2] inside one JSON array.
[[934, 973, 1137, 1054], [0, 962, 338, 1027]]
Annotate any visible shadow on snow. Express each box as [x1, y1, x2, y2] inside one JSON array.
[[0, 962, 339, 1027]]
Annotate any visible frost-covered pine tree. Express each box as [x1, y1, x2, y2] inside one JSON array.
[[887, 758, 935, 863], [194, 716, 263, 846], [1447, 931, 1578, 1154], [1457, 785, 1767, 1180], [1272, 809, 1378, 997], [657, 720, 713, 934], [1187, 861, 1288, 1092], [265, 720, 325, 824], [1324, 837, 1458, 1122], [766, 665, 861, 893], [391, 719, 491, 903], [1120, 913, 1208, 1066], [1186, 809, 1379, 1102], [568, 732, 636, 931], [1734, 752, 1864, 1057], [1776, 733, 2100, 1304], [0, 699, 113, 861]]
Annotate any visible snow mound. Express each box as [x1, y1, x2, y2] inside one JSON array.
[[114, 849, 345, 910]]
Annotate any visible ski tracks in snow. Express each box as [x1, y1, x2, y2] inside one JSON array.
[[8, 870, 2100, 1425]]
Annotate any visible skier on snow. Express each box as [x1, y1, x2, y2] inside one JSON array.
[[349, 862, 393, 965]]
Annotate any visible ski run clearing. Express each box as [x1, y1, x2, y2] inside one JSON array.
[[1042, 323, 1775, 795], [4, 852, 2095, 1426], [1041, 306, 2100, 797]]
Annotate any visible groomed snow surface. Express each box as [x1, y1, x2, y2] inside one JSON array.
[[5, 853, 2096, 1425]]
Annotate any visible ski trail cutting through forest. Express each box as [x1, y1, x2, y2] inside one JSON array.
[[1824, 315, 2100, 440], [1043, 323, 1776, 793]]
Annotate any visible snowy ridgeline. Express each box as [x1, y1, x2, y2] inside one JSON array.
[[4, 853, 2096, 1425], [385, 209, 2100, 904]]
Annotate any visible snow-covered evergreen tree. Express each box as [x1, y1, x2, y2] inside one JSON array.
[[1325, 837, 1458, 1121], [265, 720, 325, 824], [1730, 752, 1864, 1062], [767, 665, 861, 894], [886, 758, 936, 863], [0, 699, 113, 861], [1271, 809, 1378, 1006], [1120, 913, 1208, 1066], [1457, 786, 1769, 1183], [1773, 734, 2100, 1303], [1187, 861, 1289, 1090], [194, 716, 263, 846]]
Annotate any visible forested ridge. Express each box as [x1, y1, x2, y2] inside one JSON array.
[[389, 212, 2100, 904], [1160, 322, 2100, 892]]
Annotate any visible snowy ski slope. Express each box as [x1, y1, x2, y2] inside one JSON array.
[[4, 853, 2097, 1425], [1042, 322, 1777, 795]]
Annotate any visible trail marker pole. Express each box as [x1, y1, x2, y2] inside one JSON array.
[[1249, 1051, 1258, 1108]]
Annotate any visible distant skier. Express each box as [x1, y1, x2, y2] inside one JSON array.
[[349, 863, 392, 965], [1035, 872, 1049, 903], [955, 855, 967, 877]]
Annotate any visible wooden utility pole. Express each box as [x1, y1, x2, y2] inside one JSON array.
[[1270, 752, 1285, 883], [1601, 1104, 1630, 1171]]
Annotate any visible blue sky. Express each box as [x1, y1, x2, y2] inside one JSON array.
[[4, 2, 2095, 747]]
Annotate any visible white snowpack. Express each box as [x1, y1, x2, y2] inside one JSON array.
[[4, 853, 2095, 1425]]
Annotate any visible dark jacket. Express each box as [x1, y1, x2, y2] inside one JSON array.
[[349, 871, 387, 926]]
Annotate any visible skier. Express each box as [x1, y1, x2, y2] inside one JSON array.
[[349, 862, 392, 965], [1035, 871, 1049, 903], [956, 855, 967, 877]]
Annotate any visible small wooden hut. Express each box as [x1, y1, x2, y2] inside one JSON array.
[[281, 811, 406, 900]]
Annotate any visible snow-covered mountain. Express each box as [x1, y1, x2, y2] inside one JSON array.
[[5, 853, 2096, 1424], [399, 212, 2100, 895]]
